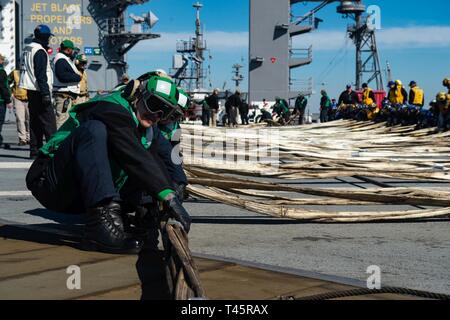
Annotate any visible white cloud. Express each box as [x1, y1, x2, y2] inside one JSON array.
[[133, 31, 248, 53], [377, 26, 450, 49], [297, 25, 450, 51], [132, 26, 450, 54], [293, 30, 347, 51]]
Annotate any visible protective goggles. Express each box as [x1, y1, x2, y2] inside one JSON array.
[[138, 91, 184, 122]]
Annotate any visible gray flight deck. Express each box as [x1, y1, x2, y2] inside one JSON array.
[[0, 122, 449, 295]]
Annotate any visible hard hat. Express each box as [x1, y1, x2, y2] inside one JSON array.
[[34, 25, 54, 40], [135, 74, 183, 122], [60, 40, 75, 50], [409, 81, 417, 87], [395, 80, 402, 86], [436, 92, 447, 102]]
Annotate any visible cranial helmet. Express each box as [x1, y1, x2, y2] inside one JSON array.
[[76, 54, 88, 64], [443, 78, 450, 87], [436, 92, 447, 102], [134, 72, 184, 121]]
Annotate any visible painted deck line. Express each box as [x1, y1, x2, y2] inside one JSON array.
[[0, 162, 32, 169], [0, 191, 32, 197]]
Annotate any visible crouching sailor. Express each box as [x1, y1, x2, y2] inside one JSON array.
[[26, 71, 191, 254]]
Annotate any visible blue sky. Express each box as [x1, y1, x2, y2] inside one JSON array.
[[127, 0, 450, 111]]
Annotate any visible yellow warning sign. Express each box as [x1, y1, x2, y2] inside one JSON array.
[[29, 2, 94, 47]]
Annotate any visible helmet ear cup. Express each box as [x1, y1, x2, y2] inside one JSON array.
[[123, 79, 141, 102]]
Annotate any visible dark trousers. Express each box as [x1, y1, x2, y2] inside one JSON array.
[[28, 90, 57, 157], [297, 108, 306, 125], [202, 109, 210, 126], [328, 109, 336, 121], [438, 111, 449, 131], [320, 108, 329, 123], [228, 107, 238, 126], [240, 111, 249, 125], [26, 120, 119, 213], [225, 107, 231, 125], [0, 103, 5, 145], [239, 109, 249, 125]]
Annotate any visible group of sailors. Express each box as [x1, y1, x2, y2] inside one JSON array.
[[0, 25, 89, 156], [323, 79, 450, 132]]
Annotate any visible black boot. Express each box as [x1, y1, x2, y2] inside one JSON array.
[[82, 201, 143, 254]]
